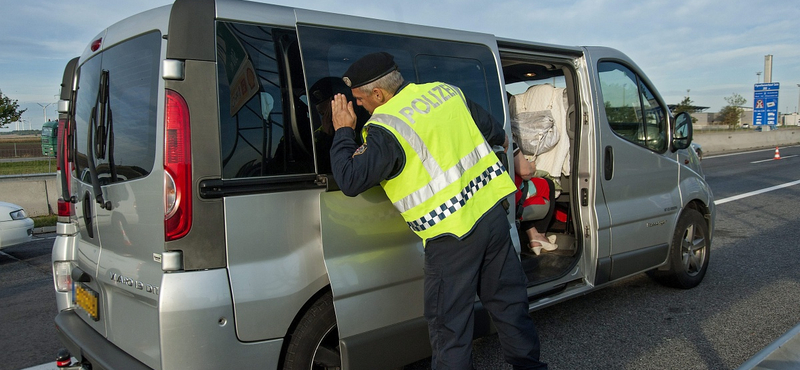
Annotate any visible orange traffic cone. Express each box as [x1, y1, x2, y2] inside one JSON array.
[[774, 147, 781, 160]]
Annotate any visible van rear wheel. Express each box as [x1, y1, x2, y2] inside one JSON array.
[[648, 209, 709, 289], [283, 291, 341, 370]]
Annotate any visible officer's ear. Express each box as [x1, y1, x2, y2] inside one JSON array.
[[372, 88, 383, 103]]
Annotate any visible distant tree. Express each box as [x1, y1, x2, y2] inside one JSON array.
[[604, 101, 638, 123], [0, 89, 27, 128], [718, 93, 747, 129], [673, 95, 699, 123]]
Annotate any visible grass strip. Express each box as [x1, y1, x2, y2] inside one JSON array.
[[0, 160, 57, 175]]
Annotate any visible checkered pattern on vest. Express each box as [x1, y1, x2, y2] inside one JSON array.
[[407, 163, 506, 232]]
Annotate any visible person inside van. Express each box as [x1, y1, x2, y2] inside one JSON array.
[[330, 52, 547, 370], [512, 143, 557, 255]]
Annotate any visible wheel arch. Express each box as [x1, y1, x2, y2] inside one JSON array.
[[684, 198, 714, 242], [277, 284, 334, 369], [648, 201, 711, 288]]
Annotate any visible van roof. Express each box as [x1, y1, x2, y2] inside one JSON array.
[[497, 37, 584, 56], [81, 0, 587, 65], [80, 4, 171, 63]]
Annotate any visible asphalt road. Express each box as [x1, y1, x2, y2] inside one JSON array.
[[413, 147, 800, 369], [3, 146, 800, 370], [0, 234, 62, 370]]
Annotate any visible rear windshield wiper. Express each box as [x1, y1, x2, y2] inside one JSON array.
[[105, 76, 117, 183], [85, 70, 112, 210]]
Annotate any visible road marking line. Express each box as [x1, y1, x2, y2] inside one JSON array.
[[716, 179, 800, 205], [0, 249, 22, 262], [751, 155, 797, 164], [704, 145, 800, 160]]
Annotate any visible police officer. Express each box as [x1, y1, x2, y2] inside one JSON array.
[[330, 52, 547, 370]]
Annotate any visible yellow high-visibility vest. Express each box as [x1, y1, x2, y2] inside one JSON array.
[[363, 82, 516, 243]]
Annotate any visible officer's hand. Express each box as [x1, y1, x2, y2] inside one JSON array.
[[332, 94, 357, 131]]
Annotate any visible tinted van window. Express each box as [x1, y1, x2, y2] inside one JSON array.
[[216, 22, 314, 179], [73, 31, 160, 183], [598, 61, 667, 152], [297, 26, 504, 173]]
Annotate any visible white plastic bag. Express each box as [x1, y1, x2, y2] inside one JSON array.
[[511, 110, 559, 157]]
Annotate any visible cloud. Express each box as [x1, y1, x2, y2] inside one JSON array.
[[2, 0, 799, 125]]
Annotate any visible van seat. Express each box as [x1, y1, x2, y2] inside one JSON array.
[[509, 84, 570, 178]]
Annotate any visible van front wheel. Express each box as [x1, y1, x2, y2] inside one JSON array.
[[283, 291, 341, 370], [648, 209, 710, 289]]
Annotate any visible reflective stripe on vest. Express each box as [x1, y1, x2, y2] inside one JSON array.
[[370, 113, 494, 214], [407, 162, 506, 232]]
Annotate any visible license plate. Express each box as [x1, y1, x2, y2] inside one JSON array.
[[74, 284, 100, 321]]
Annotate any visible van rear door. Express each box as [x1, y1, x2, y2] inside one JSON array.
[[71, 20, 167, 369]]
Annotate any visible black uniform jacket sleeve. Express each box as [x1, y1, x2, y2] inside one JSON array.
[[330, 126, 405, 197], [467, 99, 505, 148]]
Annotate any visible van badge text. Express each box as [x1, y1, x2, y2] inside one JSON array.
[[109, 272, 160, 295]]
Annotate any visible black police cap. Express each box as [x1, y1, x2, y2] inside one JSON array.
[[342, 52, 398, 88]]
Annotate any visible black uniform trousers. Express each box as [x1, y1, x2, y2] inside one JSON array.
[[423, 204, 547, 370]]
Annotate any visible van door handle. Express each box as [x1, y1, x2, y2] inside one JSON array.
[[83, 191, 94, 239], [604, 146, 614, 181]]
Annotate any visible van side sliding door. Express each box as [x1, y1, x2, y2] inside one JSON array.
[[296, 14, 509, 369]]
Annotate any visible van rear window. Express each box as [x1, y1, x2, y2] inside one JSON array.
[[73, 31, 160, 183]]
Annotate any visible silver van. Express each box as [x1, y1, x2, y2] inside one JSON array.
[[51, 0, 715, 369]]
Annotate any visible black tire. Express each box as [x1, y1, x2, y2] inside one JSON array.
[[648, 209, 710, 289], [283, 291, 341, 370]]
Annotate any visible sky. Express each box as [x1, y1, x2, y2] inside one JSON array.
[[1, 0, 799, 132]]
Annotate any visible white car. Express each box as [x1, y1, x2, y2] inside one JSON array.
[[0, 201, 34, 248]]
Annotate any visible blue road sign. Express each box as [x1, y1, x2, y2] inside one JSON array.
[[754, 82, 780, 126]]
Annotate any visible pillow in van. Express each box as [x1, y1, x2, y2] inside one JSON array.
[[511, 110, 559, 157]]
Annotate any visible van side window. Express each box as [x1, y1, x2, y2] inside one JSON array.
[[598, 61, 667, 152], [297, 26, 504, 174], [415, 55, 491, 111], [216, 22, 314, 179], [73, 31, 160, 184]]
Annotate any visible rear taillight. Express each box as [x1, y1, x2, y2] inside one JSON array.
[[57, 117, 75, 223], [57, 198, 74, 223], [57, 119, 64, 171], [57, 118, 71, 188], [164, 89, 192, 241], [54, 261, 72, 292]]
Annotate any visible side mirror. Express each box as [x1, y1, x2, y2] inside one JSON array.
[[672, 111, 692, 151]]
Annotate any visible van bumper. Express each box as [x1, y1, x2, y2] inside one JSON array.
[[55, 309, 152, 370]]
